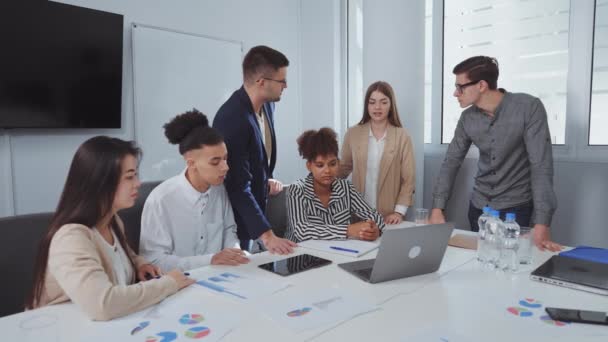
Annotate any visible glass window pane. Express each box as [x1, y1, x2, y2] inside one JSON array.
[[590, 0, 608, 145], [442, 0, 570, 144]]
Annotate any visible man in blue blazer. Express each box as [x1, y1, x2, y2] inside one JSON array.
[[213, 46, 296, 254]]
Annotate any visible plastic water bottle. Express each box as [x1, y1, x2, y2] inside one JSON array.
[[500, 213, 520, 272], [484, 210, 504, 268], [476, 206, 492, 264]]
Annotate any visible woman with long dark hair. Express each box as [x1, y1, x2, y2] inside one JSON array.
[[339, 81, 415, 225], [26, 136, 193, 320]]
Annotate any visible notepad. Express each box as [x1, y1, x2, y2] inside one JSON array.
[[298, 239, 380, 257], [448, 234, 477, 250], [559, 246, 608, 265]]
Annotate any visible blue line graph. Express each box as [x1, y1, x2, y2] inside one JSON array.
[[196, 279, 247, 299]]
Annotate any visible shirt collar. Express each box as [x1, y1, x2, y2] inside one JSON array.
[[473, 88, 509, 117], [178, 168, 211, 207], [303, 173, 317, 199], [368, 127, 387, 141], [303, 173, 342, 203]]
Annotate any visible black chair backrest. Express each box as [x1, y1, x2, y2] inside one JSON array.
[[0, 212, 53, 317], [119, 181, 161, 254], [266, 185, 289, 238]]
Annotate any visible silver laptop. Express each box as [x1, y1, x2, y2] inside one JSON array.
[[530, 255, 608, 296], [338, 223, 454, 284]]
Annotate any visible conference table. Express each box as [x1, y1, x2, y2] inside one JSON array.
[[1, 225, 607, 342]]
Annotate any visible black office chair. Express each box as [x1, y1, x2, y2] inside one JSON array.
[[119, 181, 161, 254], [266, 185, 290, 238], [0, 212, 53, 317]]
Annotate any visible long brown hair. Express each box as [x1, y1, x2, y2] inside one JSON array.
[[26, 136, 141, 309], [358, 81, 402, 127]]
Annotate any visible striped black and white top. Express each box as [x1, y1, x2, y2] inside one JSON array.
[[286, 174, 385, 242]]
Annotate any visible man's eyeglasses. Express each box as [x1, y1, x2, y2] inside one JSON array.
[[454, 80, 480, 94], [262, 77, 287, 85]]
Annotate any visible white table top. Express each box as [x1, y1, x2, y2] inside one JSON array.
[[2, 228, 607, 342]]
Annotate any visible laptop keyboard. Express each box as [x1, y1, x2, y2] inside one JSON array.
[[354, 267, 373, 279]]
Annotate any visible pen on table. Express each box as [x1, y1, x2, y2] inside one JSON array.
[[146, 272, 190, 280], [330, 246, 359, 254]]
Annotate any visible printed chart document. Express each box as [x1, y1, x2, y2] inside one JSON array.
[[83, 297, 240, 342], [298, 239, 379, 257], [189, 267, 290, 301], [262, 288, 378, 333]]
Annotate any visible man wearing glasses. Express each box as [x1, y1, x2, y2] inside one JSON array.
[[429, 56, 561, 252], [213, 45, 296, 254]]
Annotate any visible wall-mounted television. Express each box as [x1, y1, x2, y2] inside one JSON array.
[[0, 1, 123, 129]]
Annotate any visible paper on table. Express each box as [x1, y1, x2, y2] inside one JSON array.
[[82, 301, 240, 342], [189, 267, 290, 300], [262, 288, 379, 333], [298, 239, 380, 257]]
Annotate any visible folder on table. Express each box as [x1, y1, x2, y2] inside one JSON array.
[[559, 246, 608, 265]]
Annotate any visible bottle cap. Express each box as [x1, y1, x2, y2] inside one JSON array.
[[482, 206, 492, 214], [506, 212, 516, 221]]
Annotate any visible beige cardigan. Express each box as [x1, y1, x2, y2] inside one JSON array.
[[37, 218, 178, 321], [339, 123, 416, 217]]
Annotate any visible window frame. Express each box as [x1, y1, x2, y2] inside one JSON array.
[[425, 0, 608, 163]]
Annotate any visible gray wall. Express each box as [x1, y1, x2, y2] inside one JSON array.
[[0, 0, 343, 217], [423, 155, 608, 247]]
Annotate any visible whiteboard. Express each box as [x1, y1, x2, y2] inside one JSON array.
[[132, 24, 242, 180]]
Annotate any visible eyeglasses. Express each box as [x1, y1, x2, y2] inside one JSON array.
[[262, 77, 287, 85], [454, 80, 480, 94]]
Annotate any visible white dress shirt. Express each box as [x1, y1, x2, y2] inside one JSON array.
[[365, 128, 408, 216], [139, 169, 240, 272]]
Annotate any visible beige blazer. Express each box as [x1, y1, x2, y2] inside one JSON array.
[[339, 123, 415, 217], [37, 218, 178, 321]]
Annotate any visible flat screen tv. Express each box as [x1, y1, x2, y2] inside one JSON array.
[[0, 1, 123, 128]]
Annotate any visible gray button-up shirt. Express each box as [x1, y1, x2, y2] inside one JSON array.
[[432, 90, 557, 225]]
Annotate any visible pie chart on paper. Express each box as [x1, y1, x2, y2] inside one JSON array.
[[145, 331, 178, 342], [179, 313, 205, 325], [507, 307, 533, 317], [519, 298, 543, 309], [184, 326, 211, 338]]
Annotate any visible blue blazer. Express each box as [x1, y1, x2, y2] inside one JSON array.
[[213, 86, 277, 244]]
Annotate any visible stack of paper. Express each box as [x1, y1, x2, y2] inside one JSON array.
[[298, 239, 380, 257]]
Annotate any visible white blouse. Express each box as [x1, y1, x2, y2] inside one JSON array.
[[94, 227, 133, 285], [365, 128, 407, 216]]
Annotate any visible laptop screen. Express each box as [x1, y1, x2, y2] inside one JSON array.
[[532, 255, 608, 290]]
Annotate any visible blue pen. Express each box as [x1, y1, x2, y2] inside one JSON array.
[[330, 246, 359, 254]]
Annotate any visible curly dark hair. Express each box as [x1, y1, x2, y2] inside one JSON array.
[[296, 127, 339, 162], [163, 108, 223, 155]]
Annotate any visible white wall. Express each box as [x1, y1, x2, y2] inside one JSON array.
[[361, 0, 426, 217], [0, 0, 343, 217]]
